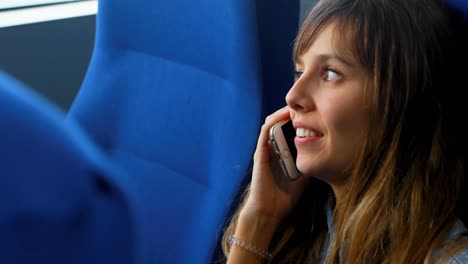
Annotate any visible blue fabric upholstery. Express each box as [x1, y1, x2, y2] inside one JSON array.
[[68, 0, 298, 263], [0, 0, 299, 262], [0, 72, 135, 263]]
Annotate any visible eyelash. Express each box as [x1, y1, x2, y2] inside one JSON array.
[[321, 67, 341, 81], [294, 70, 303, 80], [294, 67, 341, 81]]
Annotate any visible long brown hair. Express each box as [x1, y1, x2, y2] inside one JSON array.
[[223, 0, 467, 263]]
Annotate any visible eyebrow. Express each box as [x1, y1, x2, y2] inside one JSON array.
[[295, 53, 356, 68]]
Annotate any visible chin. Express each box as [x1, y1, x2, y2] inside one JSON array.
[[296, 155, 337, 182], [296, 156, 318, 177]]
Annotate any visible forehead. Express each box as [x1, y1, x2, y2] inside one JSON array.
[[295, 21, 359, 67], [296, 22, 337, 61]]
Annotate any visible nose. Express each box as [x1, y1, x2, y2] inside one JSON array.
[[285, 77, 316, 112]]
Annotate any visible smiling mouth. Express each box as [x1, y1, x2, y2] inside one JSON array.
[[296, 128, 323, 138]]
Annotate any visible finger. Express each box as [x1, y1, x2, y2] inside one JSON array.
[[264, 106, 289, 124], [258, 106, 290, 147], [254, 107, 290, 161]]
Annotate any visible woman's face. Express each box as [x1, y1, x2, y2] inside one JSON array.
[[286, 21, 370, 186]]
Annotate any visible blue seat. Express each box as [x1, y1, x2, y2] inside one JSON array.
[[0, 72, 135, 263], [68, 0, 299, 262], [0, 0, 299, 262]]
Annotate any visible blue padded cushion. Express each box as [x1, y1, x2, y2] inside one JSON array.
[[0, 71, 136, 264], [68, 0, 298, 262]]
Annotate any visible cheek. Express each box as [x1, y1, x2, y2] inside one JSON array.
[[332, 114, 363, 136], [323, 95, 369, 138]]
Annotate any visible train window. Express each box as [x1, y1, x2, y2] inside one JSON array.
[[0, 0, 96, 28], [0, 0, 86, 10]]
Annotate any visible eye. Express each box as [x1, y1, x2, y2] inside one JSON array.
[[322, 68, 340, 81], [294, 70, 303, 81]]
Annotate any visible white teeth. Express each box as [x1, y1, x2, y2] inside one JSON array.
[[297, 128, 317, 137], [297, 128, 305, 137]]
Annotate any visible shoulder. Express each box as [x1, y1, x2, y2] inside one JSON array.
[[442, 219, 468, 264], [446, 220, 468, 241], [445, 249, 468, 264]]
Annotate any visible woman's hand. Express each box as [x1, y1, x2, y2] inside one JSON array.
[[237, 107, 312, 238], [228, 107, 312, 263]]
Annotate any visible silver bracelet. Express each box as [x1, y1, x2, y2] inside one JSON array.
[[227, 235, 273, 261]]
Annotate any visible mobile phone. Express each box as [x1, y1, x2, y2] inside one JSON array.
[[269, 119, 302, 180]]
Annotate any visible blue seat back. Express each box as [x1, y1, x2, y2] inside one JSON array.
[[69, 0, 299, 262], [0, 72, 135, 263]]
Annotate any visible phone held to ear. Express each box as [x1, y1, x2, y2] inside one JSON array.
[[269, 119, 302, 180]]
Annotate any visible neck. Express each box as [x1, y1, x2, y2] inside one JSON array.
[[328, 179, 348, 205]]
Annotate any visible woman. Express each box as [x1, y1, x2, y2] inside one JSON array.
[[222, 0, 468, 263]]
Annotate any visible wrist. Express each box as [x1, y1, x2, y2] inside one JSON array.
[[235, 211, 281, 250]]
